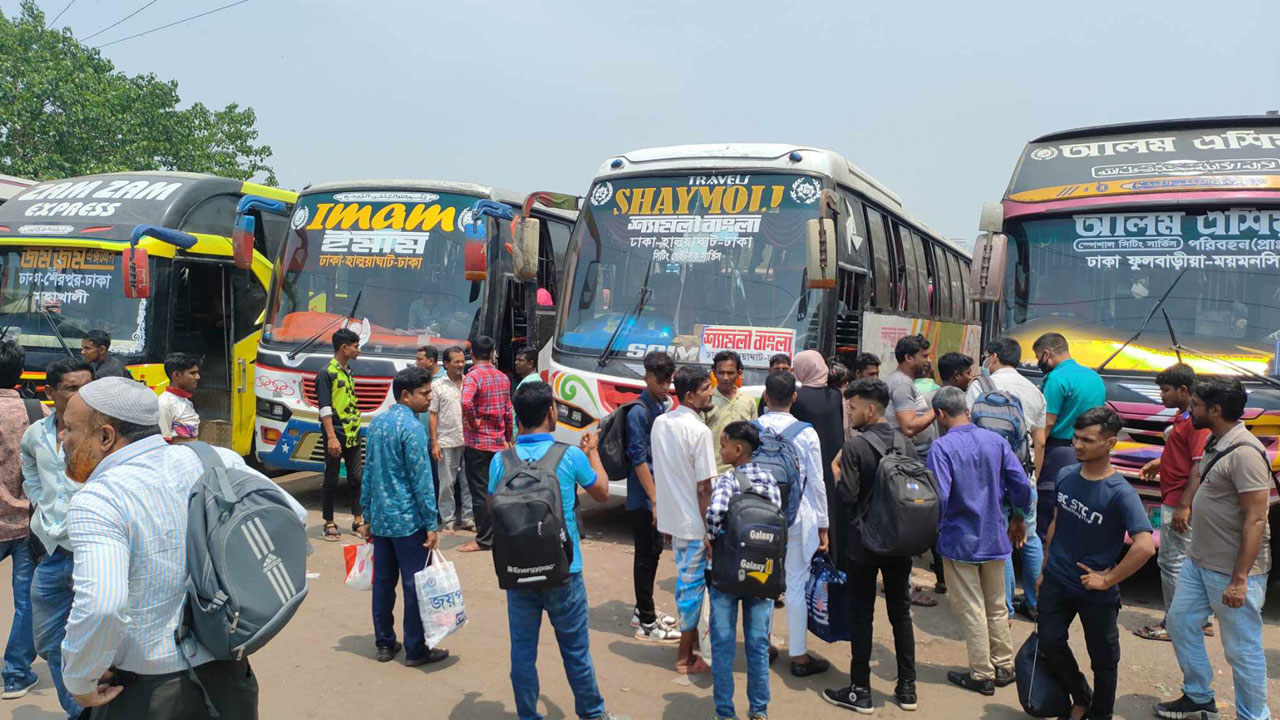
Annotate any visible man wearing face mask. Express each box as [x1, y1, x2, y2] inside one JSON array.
[[59, 377, 306, 718], [1033, 332, 1106, 545]]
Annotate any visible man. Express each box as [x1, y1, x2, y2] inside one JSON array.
[[886, 334, 937, 457], [79, 330, 127, 379], [621, 352, 679, 641], [705, 421, 778, 720], [758, 354, 792, 415], [513, 345, 542, 391], [362, 367, 450, 667], [1034, 332, 1106, 544], [651, 366, 718, 674], [1156, 379, 1272, 720], [966, 336, 1047, 623], [927, 387, 1032, 696], [157, 353, 201, 442], [824, 379, 918, 714], [851, 352, 880, 380], [416, 345, 445, 380], [489, 382, 626, 720], [1039, 407, 1155, 720], [415, 345, 443, 524], [937, 352, 975, 393], [703, 350, 758, 472], [20, 357, 92, 718], [317, 328, 366, 542], [758, 371, 830, 677], [1136, 363, 1211, 642], [459, 335, 513, 553], [430, 346, 472, 532], [0, 340, 45, 701], [60, 376, 307, 717]]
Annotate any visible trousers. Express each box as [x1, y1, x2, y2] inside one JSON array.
[[322, 442, 363, 521], [86, 660, 258, 719]]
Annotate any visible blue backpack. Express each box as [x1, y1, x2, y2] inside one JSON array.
[[971, 374, 1032, 471], [750, 417, 810, 527]]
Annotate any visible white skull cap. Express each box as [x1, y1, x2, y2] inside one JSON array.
[[78, 376, 160, 426]]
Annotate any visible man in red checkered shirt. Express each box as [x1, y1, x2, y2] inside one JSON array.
[[458, 335, 513, 553]]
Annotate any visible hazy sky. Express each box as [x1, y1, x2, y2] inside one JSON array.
[[10, 0, 1280, 240]]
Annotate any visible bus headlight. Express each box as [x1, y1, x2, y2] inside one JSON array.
[[556, 400, 592, 429], [256, 398, 292, 422]]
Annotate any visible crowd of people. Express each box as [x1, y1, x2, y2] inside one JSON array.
[[0, 323, 1272, 720]]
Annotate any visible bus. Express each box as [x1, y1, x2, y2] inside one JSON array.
[[0, 175, 35, 205], [0, 171, 297, 455], [250, 180, 578, 472], [971, 115, 1280, 552], [550, 144, 980, 495]]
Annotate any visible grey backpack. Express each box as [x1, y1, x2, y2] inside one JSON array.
[[177, 442, 310, 662]]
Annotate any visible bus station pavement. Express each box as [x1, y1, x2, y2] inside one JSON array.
[[4, 471, 1278, 720]]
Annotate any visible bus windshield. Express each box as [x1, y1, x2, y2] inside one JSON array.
[[1003, 206, 1280, 374], [0, 246, 147, 354], [558, 173, 822, 366], [263, 190, 485, 356]]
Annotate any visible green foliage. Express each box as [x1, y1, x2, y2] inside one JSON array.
[[0, 0, 276, 184]]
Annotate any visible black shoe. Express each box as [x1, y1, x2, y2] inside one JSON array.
[[768, 645, 779, 664], [375, 642, 402, 663], [947, 670, 995, 696], [895, 681, 918, 711], [994, 667, 1016, 688], [1013, 597, 1039, 622], [1154, 694, 1220, 720], [823, 686, 874, 715], [774, 597, 786, 609], [790, 655, 831, 677], [405, 648, 450, 667]]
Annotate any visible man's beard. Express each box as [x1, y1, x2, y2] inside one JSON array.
[[65, 441, 102, 483]]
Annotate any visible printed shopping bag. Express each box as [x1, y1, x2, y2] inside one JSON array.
[[415, 549, 468, 649], [343, 542, 374, 591], [806, 552, 851, 643]]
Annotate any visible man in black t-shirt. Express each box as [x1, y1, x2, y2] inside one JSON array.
[[1038, 407, 1154, 720]]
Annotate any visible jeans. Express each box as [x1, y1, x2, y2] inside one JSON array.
[[31, 549, 81, 718], [1005, 498, 1043, 614], [1156, 504, 1191, 626], [322, 442, 363, 521], [437, 446, 471, 526], [371, 529, 430, 661], [630, 509, 663, 625], [944, 559, 1013, 680], [1167, 559, 1270, 720], [0, 538, 35, 684], [1038, 443, 1077, 543], [848, 554, 915, 687], [507, 573, 606, 720], [709, 587, 772, 719], [1037, 576, 1120, 720], [464, 447, 496, 548]]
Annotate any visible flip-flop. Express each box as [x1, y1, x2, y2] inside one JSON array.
[[910, 590, 938, 607], [676, 657, 711, 675], [1134, 624, 1172, 641]]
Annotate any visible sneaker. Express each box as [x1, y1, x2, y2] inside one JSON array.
[[2, 672, 38, 700], [405, 648, 450, 666], [790, 655, 831, 677], [635, 621, 680, 644], [376, 641, 402, 663], [1154, 694, 1220, 720], [823, 686, 874, 714], [630, 608, 676, 629], [947, 670, 995, 696], [895, 681, 918, 711], [994, 667, 1016, 688], [590, 714, 631, 720]]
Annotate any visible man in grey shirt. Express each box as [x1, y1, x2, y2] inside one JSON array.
[[885, 335, 937, 457]]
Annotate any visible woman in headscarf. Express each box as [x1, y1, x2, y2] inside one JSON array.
[[789, 351, 848, 562]]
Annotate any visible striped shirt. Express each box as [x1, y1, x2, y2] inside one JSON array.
[[21, 411, 80, 553], [61, 435, 307, 695]]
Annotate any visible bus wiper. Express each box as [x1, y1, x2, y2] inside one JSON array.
[[1169, 342, 1280, 391], [597, 261, 654, 368], [35, 301, 75, 357], [1097, 268, 1186, 373], [287, 290, 362, 360]]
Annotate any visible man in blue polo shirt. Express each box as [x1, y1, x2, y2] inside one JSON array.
[[489, 382, 626, 720], [1033, 332, 1106, 544]]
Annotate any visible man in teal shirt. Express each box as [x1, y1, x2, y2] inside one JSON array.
[[1033, 332, 1107, 542], [512, 346, 543, 436]]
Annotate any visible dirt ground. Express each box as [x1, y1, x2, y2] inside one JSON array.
[[4, 472, 1278, 720]]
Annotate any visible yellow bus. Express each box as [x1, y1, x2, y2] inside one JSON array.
[[0, 171, 296, 455]]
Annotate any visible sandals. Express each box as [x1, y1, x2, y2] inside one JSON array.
[[1135, 624, 1171, 641], [352, 519, 371, 539], [323, 522, 341, 542], [676, 656, 711, 675], [910, 590, 938, 607]]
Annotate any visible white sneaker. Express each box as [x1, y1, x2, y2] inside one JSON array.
[[630, 609, 676, 629], [634, 621, 681, 644]]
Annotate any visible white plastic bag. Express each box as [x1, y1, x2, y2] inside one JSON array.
[[697, 589, 713, 667], [344, 542, 374, 591], [415, 549, 468, 648]]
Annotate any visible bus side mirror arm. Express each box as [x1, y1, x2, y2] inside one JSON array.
[[125, 224, 198, 299], [233, 196, 289, 270]]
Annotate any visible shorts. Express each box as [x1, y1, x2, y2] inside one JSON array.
[[672, 538, 707, 633]]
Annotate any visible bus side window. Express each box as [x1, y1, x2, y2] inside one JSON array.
[[933, 244, 953, 320], [919, 232, 940, 317], [946, 252, 965, 320], [231, 268, 267, 341], [179, 195, 239, 237], [864, 206, 892, 311], [895, 223, 925, 314]]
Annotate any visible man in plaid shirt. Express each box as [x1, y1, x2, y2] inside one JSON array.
[[459, 335, 512, 553]]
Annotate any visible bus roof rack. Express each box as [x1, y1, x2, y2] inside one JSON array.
[[1031, 115, 1280, 143]]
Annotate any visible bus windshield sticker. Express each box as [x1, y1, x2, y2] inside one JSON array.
[[698, 325, 795, 368], [1064, 208, 1280, 272]]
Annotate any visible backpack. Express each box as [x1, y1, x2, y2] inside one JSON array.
[[596, 401, 638, 481], [1016, 632, 1072, 718], [749, 418, 811, 527], [179, 442, 310, 662], [971, 374, 1032, 471], [491, 443, 573, 590], [858, 431, 940, 557], [708, 469, 788, 598], [22, 398, 43, 426]]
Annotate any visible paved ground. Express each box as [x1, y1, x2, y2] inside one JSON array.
[[4, 472, 1278, 719]]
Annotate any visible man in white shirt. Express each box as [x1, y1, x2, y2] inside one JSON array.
[[429, 346, 472, 531], [651, 366, 717, 675], [757, 371, 831, 677], [157, 353, 201, 442]]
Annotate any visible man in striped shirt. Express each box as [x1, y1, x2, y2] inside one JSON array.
[[59, 377, 306, 718]]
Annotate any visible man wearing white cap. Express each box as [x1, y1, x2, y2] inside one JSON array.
[[58, 377, 306, 718]]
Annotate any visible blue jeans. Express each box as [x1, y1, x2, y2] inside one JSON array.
[[0, 538, 35, 684], [1168, 559, 1270, 720], [507, 573, 605, 720], [709, 587, 772, 719], [1004, 498, 1043, 613], [371, 530, 430, 660], [31, 549, 81, 718]]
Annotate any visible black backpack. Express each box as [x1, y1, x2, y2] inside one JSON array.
[[858, 431, 940, 557], [491, 443, 573, 590], [596, 401, 638, 481], [708, 470, 788, 599], [1016, 632, 1072, 718]]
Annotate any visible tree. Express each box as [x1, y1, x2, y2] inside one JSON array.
[[0, 1, 276, 184]]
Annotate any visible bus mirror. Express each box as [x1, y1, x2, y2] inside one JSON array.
[[464, 239, 488, 281], [122, 247, 150, 299], [233, 213, 256, 270], [978, 202, 1004, 233], [970, 231, 1008, 303], [514, 217, 541, 281], [804, 218, 837, 289]]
